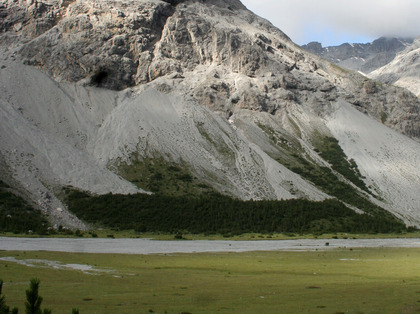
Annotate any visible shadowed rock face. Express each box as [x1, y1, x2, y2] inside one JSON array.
[[1, 0, 420, 227], [162, 0, 184, 5]]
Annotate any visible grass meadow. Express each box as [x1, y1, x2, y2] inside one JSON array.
[[1, 248, 420, 313]]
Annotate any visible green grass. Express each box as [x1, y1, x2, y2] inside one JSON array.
[[1, 248, 420, 313], [114, 156, 213, 197]]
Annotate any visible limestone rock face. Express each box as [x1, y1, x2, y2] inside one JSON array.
[[3, 0, 178, 89], [1, 0, 420, 227]]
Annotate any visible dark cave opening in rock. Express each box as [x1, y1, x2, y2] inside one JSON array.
[[90, 70, 109, 87]]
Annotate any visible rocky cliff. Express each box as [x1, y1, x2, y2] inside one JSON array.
[[1, 0, 420, 228]]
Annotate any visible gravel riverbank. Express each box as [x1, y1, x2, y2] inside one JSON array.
[[1, 237, 420, 254]]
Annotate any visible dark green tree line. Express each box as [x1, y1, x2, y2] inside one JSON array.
[[66, 190, 406, 235]]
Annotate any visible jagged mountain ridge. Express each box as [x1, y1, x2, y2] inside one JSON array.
[[370, 37, 420, 96], [1, 0, 420, 228], [302, 37, 414, 74], [302, 36, 420, 97]]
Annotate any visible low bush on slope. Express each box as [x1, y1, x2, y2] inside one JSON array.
[[65, 190, 406, 235], [313, 136, 369, 193], [0, 181, 50, 234], [116, 157, 213, 197]]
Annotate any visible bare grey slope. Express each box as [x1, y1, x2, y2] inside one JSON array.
[[1, 0, 420, 227], [0, 62, 141, 228]]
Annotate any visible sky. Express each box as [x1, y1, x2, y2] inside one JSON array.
[[241, 0, 420, 47]]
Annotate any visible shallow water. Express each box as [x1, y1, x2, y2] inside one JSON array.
[[0, 256, 110, 274], [1, 237, 420, 254]]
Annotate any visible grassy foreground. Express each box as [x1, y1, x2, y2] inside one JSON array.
[[1, 249, 420, 313]]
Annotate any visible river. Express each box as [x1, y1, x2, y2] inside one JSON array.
[[1, 237, 420, 254]]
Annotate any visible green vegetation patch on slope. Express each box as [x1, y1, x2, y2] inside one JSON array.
[[196, 121, 235, 160], [116, 157, 213, 197], [313, 135, 369, 193], [257, 124, 388, 218], [287, 154, 383, 216], [257, 122, 304, 166], [0, 181, 51, 234], [65, 190, 406, 235]]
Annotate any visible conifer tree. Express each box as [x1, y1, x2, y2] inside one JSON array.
[[0, 280, 18, 314], [0, 279, 11, 314], [25, 278, 42, 314]]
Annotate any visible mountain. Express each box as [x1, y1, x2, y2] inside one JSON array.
[[302, 37, 414, 74], [1, 0, 420, 230], [302, 37, 420, 97], [370, 37, 420, 96]]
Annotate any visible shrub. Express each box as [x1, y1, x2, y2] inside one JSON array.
[[0, 182, 51, 234]]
